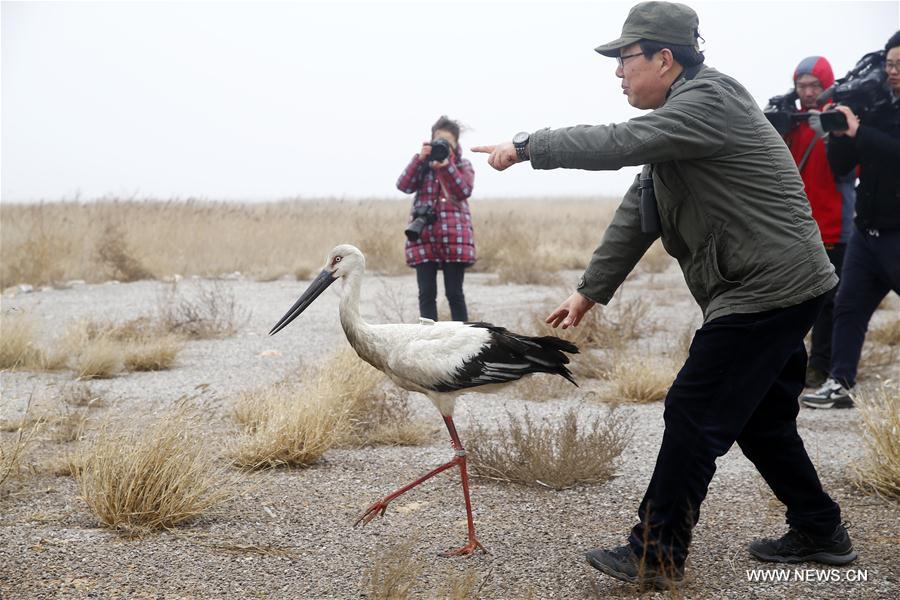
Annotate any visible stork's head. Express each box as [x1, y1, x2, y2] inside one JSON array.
[[268, 244, 365, 336], [325, 244, 365, 279]]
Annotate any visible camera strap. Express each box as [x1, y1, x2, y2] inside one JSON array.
[[797, 134, 821, 174]]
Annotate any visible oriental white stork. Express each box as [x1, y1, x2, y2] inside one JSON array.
[[269, 244, 579, 556]]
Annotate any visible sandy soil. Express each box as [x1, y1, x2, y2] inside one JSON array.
[[1, 269, 898, 599]]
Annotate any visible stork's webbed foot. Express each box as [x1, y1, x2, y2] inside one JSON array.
[[355, 499, 390, 527], [441, 537, 489, 557]]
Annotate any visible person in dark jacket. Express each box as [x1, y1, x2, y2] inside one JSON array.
[[474, 1, 855, 590], [802, 31, 900, 409], [785, 56, 856, 388], [397, 116, 476, 322]]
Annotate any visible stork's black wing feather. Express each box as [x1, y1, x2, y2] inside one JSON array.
[[430, 322, 580, 393]]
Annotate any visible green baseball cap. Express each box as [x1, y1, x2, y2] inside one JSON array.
[[595, 1, 700, 57]]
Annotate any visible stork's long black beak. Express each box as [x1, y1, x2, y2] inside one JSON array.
[[268, 269, 337, 335]]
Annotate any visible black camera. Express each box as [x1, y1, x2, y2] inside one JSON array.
[[404, 205, 437, 242], [818, 50, 890, 118], [763, 90, 801, 136], [764, 50, 890, 137], [428, 138, 451, 162]]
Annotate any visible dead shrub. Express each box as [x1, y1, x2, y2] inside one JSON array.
[[365, 539, 423, 600], [96, 224, 154, 282], [77, 403, 235, 532], [467, 406, 632, 489], [601, 351, 677, 403], [61, 317, 183, 377], [158, 280, 247, 339], [852, 382, 899, 499]]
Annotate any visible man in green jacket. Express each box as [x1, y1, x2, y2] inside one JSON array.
[[474, 1, 855, 590]]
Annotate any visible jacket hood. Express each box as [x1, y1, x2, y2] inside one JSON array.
[[793, 56, 835, 90]]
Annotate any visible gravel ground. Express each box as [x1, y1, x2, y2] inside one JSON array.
[[1, 270, 898, 599]]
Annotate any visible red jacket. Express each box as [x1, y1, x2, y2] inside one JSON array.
[[397, 148, 476, 266], [787, 56, 855, 245]]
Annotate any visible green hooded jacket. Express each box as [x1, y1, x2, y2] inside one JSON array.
[[529, 64, 837, 322]]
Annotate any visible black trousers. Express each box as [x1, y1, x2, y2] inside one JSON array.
[[808, 243, 845, 375], [628, 294, 842, 568], [414, 262, 468, 321], [831, 227, 900, 387]]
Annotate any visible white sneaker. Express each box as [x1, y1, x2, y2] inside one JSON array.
[[801, 377, 854, 409]]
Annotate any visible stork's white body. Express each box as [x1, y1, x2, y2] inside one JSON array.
[[269, 245, 577, 555]]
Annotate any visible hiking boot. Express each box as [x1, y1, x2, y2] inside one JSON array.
[[586, 545, 685, 591], [801, 377, 854, 409], [748, 523, 857, 565], [805, 365, 827, 388]]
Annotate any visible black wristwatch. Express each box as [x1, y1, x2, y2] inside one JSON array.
[[513, 131, 530, 162]]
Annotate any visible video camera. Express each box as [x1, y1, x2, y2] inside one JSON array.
[[764, 50, 890, 136]]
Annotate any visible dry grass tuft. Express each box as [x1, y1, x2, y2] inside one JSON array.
[[232, 382, 346, 469], [364, 539, 423, 600], [467, 406, 632, 489], [233, 348, 432, 466], [70, 332, 124, 380], [0, 398, 43, 494], [77, 403, 235, 532], [0, 312, 45, 370], [122, 334, 182, 371], [157, 281, 247, 339], [59, 317, 184, 378], [601, 351, 677, 403], [852, 382, 900, 499]]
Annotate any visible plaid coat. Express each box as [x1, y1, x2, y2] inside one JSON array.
[[397, 148, 476, 267]]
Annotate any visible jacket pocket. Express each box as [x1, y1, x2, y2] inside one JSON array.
[[704, 233, 741, 297]]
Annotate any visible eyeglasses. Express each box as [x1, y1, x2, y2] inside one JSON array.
[[617, 52, 644, 69], [885, 61, 900, 73]]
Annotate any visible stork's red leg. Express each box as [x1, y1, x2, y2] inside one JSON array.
[[441, 415, 487, 556], [355, 456, 461, 527], [355, 415, 487, 556]]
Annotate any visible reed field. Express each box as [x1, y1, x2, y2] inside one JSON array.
[[1, 197, 899, 598], [0, 198, 616, 289]]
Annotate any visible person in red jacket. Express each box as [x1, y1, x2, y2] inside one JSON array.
[[785, 56, 856, 387], [397, 116, 476, 321]]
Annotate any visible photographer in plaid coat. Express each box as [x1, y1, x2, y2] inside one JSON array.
[[397, 115, 476, 321]]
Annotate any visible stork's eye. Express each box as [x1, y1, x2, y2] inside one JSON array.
[[333, 256, 342, 264]]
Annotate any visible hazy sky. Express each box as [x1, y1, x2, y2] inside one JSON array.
[[2, 0, 898, 201]]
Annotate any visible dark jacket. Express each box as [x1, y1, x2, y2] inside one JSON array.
[[826, 98, 900, 231], [529, 64, 837, 323]]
